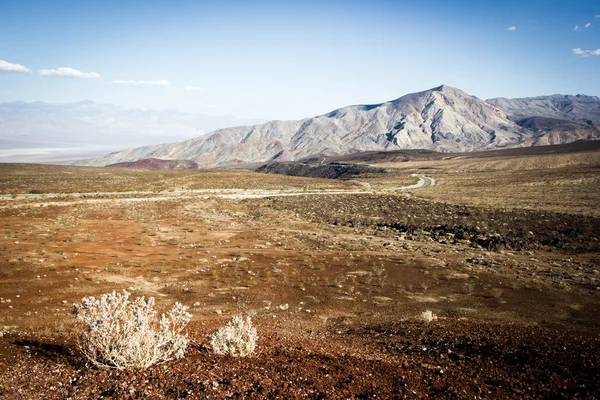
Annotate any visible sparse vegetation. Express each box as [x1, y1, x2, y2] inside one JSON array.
[[372, 265, 388, 287], [1, 143, 599, 397], [72, 290, 191, 369], [421, 310, 438, 322], [208, 314, 258, 357]]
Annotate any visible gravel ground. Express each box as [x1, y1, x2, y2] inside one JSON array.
[[1, 319, 599, 399], [1, 162, 599, 399], [266, 194, 600, 253]]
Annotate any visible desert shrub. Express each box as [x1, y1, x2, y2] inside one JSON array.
[[372, 265, 388, 287], [421, 309, 438, 323], [72, 290, 191, 369], [209, 315, 257, 357]]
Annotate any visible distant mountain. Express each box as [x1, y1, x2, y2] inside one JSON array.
[[69, 85, 600, 167], [487, 94, 600, 147], [486, 94, 600, 124], [0, 101, 265, 163]]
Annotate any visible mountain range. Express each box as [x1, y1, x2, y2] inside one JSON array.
[[32, 86, 600, 166]]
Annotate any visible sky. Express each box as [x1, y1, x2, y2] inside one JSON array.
[[0, 0, 599, 121]]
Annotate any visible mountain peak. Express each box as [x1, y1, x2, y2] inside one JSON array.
[[432, 84, 464, 95]]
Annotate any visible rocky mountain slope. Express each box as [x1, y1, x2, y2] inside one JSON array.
[[486, 94, 600, 147], [73, 85, 600, 167], [487, 94, 600, 124]]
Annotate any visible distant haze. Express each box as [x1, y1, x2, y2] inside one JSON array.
[[0, 101, 264, 163]]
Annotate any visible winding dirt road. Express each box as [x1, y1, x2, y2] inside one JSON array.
[[394, 174, 436, 190], [0, 175, 436, 207]]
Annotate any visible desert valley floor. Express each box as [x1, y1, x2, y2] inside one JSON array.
[[0, 142, 599, 399]]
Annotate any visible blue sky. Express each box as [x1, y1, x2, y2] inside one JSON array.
[[0, 0, 599, 120]]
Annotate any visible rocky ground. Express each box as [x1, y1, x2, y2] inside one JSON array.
[[266, 194, 600, 253], [1, 319, 599, 399], [0, 158, 599, 399], [255, 161, 386, 180]]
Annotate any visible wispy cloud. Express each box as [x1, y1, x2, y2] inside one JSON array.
[[596, 15, 600, 18], [585, 22, 591, 28], [508, 26, 516, 31], [113, 79, 171, 87], [184, 86, 203, 92], [573, 25, 581, 31], [40, 67, 101, 79], [0, 59, 31, 73], [573, 48, 600, 57]]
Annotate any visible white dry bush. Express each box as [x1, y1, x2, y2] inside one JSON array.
[[72, 290, 191, 370], [209, 314, 257, 357], [421, 309, 438, 323]]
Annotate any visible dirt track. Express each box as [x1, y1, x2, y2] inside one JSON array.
[[0, 175, 436, 208], [393, 174, 436, 190]]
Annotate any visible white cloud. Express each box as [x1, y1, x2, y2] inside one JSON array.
[[0, 59, 31, 73], [184, 86, 203, 92], [596, 15, 600, 18], [585, 22, 591, 28], [573, 25, 581, 31], [40, 67, 101, 79], [508, 26, 516, 31], [572, 48, 600, 57], [113, 79, 171, 87]]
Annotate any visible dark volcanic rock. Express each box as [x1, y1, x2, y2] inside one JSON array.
[[267, 194, 600, 253], [255, 162, 386, 179]]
